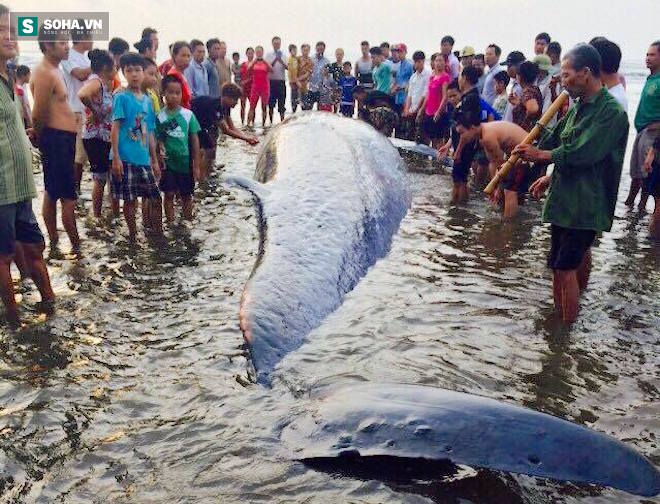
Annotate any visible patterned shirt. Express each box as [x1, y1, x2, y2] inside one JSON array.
[[0, 74, 37, 205]]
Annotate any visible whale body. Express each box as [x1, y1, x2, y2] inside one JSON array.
[[231, 113, 660, 498], [235, 113, 410, 384]]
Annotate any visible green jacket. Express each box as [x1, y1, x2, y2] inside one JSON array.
[[540, 87, 629, 232]]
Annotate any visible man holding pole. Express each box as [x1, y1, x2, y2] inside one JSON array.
[[512, 44, 628, 324]]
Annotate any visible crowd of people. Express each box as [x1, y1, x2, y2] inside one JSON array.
[[1, 1, 660, 326]]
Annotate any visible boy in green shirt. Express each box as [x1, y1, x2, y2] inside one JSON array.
[[370, 47, 391, 94], [513, 44, 629, 324], [157, 75, 201, 222]]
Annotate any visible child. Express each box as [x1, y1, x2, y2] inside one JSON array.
[[231, 52, 241, 85], [338, 61, 357, 117], [318, 65, 337, 112], [143, 57, 161, 113], [287, 44, 299, 112], [157, 75, 201, 222], [643, 137, 660, 238], [15, 65, 32, 129], [166, 41, 192, 109], [78, 49, 118, 218], [370, 47, 391, 93], [110, 52, 162, 238], [492, 71, 510, 119]]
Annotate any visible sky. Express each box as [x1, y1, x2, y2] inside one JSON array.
[[11, 0, 660, 65]]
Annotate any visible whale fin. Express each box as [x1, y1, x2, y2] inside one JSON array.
[[281, 383, 660, 497]]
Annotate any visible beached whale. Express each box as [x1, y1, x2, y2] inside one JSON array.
[[231, 112, 411, 385], [229, 113, 660, 497]]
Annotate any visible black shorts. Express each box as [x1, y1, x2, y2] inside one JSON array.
[[198, 128, 219, 150], [159, 168, 195, 197], [0, 201, 44, 255], [340, 104, 354, 117], [40, 127, 77, 200], [547, 225, 596, 271], [644, 163, 660, 198], [302, 91, 320, 110], [452, 139, 479, 184], [82, 138, 111, 179], [268, 80, 286, 113], [421, 113, 450, 141]]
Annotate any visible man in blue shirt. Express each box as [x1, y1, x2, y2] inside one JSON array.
[[391, 44, 414, 138], [184, 39, 209, 98]]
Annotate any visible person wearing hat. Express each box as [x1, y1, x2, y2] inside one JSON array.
[[503, 51, 525, 122], [391, 44, 414, 138], [534, 54, 556, 123], [459, 46, 475, 70]]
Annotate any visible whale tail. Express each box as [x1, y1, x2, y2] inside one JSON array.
[[281, 382, 660, 497]]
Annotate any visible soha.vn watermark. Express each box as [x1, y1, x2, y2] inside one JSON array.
[[10, 12, 109, 41]]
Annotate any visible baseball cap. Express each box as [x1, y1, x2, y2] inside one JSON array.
[[393, 43, 407, 53], [504, 51, 526, 66], [460, 46, 475, 58]]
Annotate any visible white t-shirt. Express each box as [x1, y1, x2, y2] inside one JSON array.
[[61, 48, 90, 113], [448, 53, 460, 80], [265, 50, 287, 81], [608, 83, 628, 112], [407, 68, 430, 113]]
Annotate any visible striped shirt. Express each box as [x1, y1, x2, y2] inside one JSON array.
[[0, 74, 37, 206]]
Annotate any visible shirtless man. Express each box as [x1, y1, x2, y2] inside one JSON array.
[[455, 118, 532, 219], [31, 29, 80, 255]]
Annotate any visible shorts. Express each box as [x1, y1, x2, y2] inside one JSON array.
[[159, 168, 195, 197], [249, 85, 270, 107], [502, 161, 543, 195], [318, 103, 333, 112], [547, 225, 596, 271], [198, 128, 219, 150], [0, 201, 44, 255], [302, 91, 320, 111], [39, 127, 77, 201], [422, 113, 450, 141], [340, 104, 354, 117], [644, 162, 660, 198], [74, 112, 88, 165], [630, 127, 660, 179], [268, 80, 286, 113], [82, 138, 111, 182], [111, 163, 161, 202], [452, 139, 479, 183]]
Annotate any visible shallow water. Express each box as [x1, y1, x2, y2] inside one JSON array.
[[2, 71, 660, 503]]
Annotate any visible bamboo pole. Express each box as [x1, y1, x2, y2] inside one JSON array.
[[484, 90, 569, 195]]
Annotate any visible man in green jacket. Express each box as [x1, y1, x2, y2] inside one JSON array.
[[0, 4, 54, 325], [512, 44, 629, 324]]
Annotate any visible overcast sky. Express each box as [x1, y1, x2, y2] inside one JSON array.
[[12, 0, 659, 64]]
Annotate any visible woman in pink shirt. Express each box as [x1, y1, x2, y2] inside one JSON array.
[[247, 46, 272, 128], [421, 53, 451, 147]]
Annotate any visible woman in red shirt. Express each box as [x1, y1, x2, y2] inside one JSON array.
[[166, 41, 192, 109], [247, 46, 272, 128], [239, 47, 255, 125]]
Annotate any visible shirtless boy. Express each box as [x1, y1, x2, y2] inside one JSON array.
[[31, 28, 80, 255], [456, 118, 533, 219]]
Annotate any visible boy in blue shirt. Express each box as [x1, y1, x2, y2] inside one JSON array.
[[111, 53, 162, 238], [338, 62, 357, 117]]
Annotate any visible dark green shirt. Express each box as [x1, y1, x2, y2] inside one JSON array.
[[539, 87, 629, 232], [634, 72, 660, 132]]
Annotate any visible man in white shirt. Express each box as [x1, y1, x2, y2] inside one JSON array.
[[441, 35, 460, 80], [402, 50, 431, 141], [265, 36, 287, 124], [591, 38, 628, 112], [60, 30, 92, 191], [481, 44, 504, 105]]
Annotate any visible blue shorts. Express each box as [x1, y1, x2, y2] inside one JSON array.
[[340, 104, 354, 117], [40, 127, 77, 200], [0, 201, 44, 255]]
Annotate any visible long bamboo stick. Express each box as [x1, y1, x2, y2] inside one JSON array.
[[484, 90, 569, 195]]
